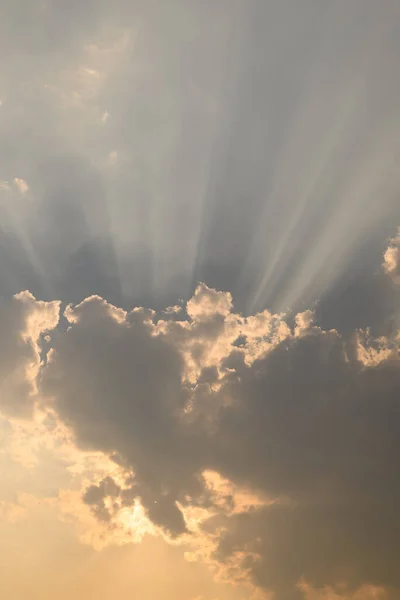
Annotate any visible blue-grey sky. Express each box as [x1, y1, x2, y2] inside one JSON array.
[[1, 1, 399, 320]]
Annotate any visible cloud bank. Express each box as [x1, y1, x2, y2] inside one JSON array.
[[1, 236, 399, 600]]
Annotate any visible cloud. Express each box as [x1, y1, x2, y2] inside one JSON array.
[[0, 291, 59, 418], [297, 581, 389, 600], [13, 178, 29, 194], [0, 500, 26, 523], [58, 486, 154, 551], [41, 294, 193, 536], [187, 284, 233, 321], [31, 276, 400, 599], [383, 229, 400, 285], [203, 319, 400, 598]]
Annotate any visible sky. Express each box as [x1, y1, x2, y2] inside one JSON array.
[[0, 1, 400, 599]]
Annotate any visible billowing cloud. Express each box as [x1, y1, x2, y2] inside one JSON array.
[[0, 292, 59, 417], [27, 272, 400, 599], [187, 284, 233, 320]]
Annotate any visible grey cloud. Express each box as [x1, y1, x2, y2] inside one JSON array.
[[206, 501, 400, 600], [208, 331, 400, 598], [83, 476, 122, 522], [41, 295, 205, 536], [37, 280, 400, 599]]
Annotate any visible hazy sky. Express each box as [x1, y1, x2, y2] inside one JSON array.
[[1, 2, 400, 600]]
